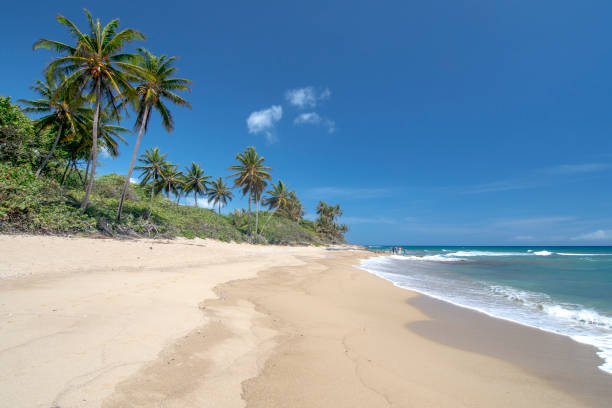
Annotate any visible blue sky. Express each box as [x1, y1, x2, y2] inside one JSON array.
[[3, 1, 612, 245]]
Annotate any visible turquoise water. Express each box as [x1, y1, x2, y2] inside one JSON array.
[[361, 246, 612, 374]]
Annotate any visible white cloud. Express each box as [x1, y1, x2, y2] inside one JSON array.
[[572, 229, 612, 240], [181, 196, 215, 209], [294, 112, 321, 125], [285, 86, 331, 109], [129, 177, 138, 184], [294, 112, 335, 133], [99, 149, 111, 159], [246, 105, 282, 142]]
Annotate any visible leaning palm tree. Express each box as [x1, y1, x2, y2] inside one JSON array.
[[116, 48, 192, 220], [207, 177, 233, 214], [182, 162, 210, 207], [34, 9, 145, 211], [228, 146, 272, 236], [259, 180, 290, 235], [135, 147, 168, 200], [19, 76, 88, 177]]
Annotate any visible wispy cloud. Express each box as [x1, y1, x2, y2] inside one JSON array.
[[246, 105, 283, 142], [545, 163, 611, 175], [308, 187, 393, 199], [512, 235, 536, 241], [294, 112, 321, 125], [294, 112, 335, 133], [342, 216, 396, 225], [285, 86, 330, 109], [571, 229, 612, 241], [129, 177, 138, 184], [463, 179, 541, 194], [461, 162, 611, 194], [494, 216, 573, 227]]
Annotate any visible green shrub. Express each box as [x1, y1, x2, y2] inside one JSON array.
[[0, 163, 94, 233]]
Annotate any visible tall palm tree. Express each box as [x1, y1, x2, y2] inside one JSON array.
[[65, 106, 130, 187], [135, 147, 167, 200], [253, 177, 268, 236], [260, 180, 290, 235], [34, 9, 145, 211], [182, 162, 210, 207], [19, 76, 88, 177], [228, 146, 272, 236], [116, 48, 192, 220], [159, 163, 183, 200], [207, 177, 233, 214]]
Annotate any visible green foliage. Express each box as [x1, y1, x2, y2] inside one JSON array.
[[0, 96, 50, 167], [0, 163, 94, 233]]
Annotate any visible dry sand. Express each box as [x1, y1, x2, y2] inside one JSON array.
[[1, 235, 610, 407]]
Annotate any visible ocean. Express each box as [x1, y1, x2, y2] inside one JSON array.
[[360, 246, 612, 374]]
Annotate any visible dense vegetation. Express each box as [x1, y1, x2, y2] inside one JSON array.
[[0, 10, 348, 245]]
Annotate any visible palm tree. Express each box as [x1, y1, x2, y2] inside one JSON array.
[[34, 9, 145, 211], [259, 180, 290, 234], [182, 162, 210, 208], [207, 177, 233, 214], [253, 178, 268, 236], [135, 147, 167, 200], [159, 163, 183, 200], [116, 48, 192, 220], [65, 106, 130, 187], [19, 76, 88, 177], [228, 146, 272, 236], [282, 191, 304, 223]]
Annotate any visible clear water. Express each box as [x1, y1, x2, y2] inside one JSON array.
[[361, 246, 612, 374]]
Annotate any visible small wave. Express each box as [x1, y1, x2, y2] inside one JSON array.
[[446, 250, 553, 257], [391, 255, 466, 262], [557, 252, 609, 256], [446, 250, 529, 257], [544, 305, 612, 330]]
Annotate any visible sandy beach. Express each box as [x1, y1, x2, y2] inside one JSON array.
[[1, 235, 611, 407]]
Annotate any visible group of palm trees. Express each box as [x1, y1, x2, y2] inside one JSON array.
[[135, 145, 304, 237], [135, 146, 233, 214], [26, 9, 191, 222], [21, 9, 347, 240]]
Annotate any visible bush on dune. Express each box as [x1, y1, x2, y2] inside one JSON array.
[[0, 163, 94, 234]]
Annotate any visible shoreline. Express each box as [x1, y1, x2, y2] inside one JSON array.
[[1, 235, 611, 406], [238, 252, 611, 407], [407, 294, 612, 408]]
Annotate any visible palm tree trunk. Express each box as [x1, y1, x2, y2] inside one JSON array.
[[60, 160, 71, 185], [247, 190, 252, 236], [72, 160, 84, 184], [259, 207, 277, 235], [194, 192, 198, 208], [218, 201, 221, 215], [83, 151, 92, 188], [150, 174, 155, 201], [80, 78, 101, 212], [117, 104, 150, 221], [255, 198, 260, 236], [35, 122, 63, 178]]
